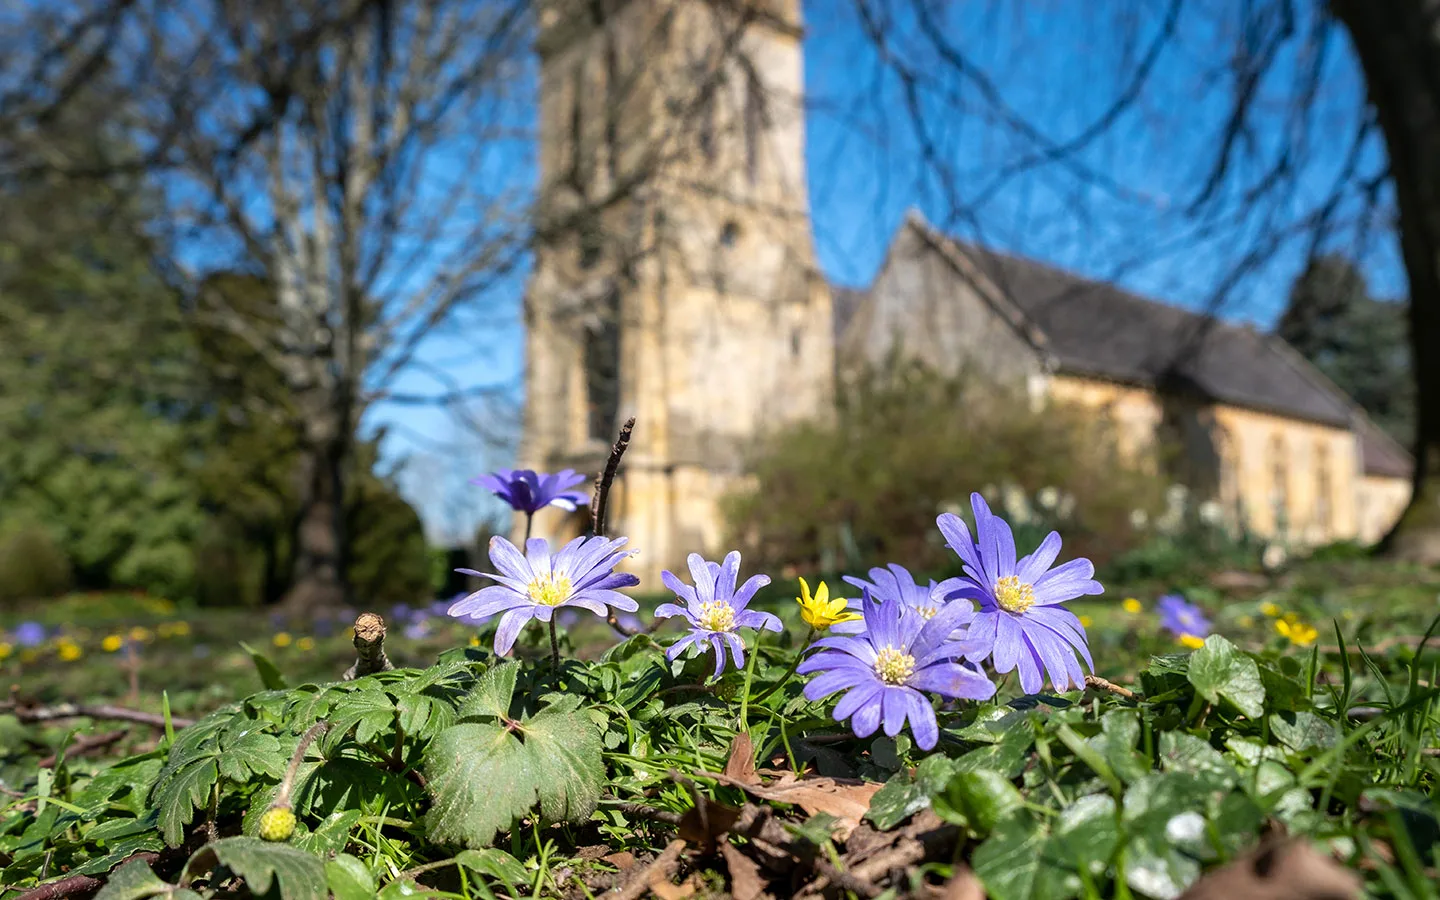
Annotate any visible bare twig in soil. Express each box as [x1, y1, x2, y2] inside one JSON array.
[[343, 613, 394, 680], [1085, 674, 1138, 700], [37, 729, 127, 768], [607, 837, 686, 900], [15, 851, 159, 900], [607, 800, 684, 827], [592, 417, 642, 638], [1, 700, 192, 729]]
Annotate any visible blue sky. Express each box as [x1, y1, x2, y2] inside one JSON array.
[[377, 0, 1404, 543]]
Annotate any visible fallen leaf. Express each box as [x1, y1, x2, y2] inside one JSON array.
[[602, 850, 637, 870], [1178, 839, 1361, 900], [677, 793, 744, 846], [706, 771, 882, 839], [721, 842, 767, 900], [650, 873, 699, 900], [725, 732, 759, 784], [943, 867, 985, 900]]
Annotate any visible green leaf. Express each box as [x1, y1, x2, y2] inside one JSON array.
[[153, 758, 217, 847], [205, 836, 327, 900], [217, 731, 288, 784], [93, 859, 172, 900], [1157, 732, 1236, 790], [1087, 711, 1149, 785], [519, 703, 605, 824], [328, 685, 398, 746], [239, 641, 290, 690], [866, 755, 955, 830], [953, 719, 1035, 778], [326, 853, 376, 900], [294, 809, 363, 855], [936, 769, 1024, 835], [1187, 636, 1266, 718], [1269, 711, 1337, 751], [458, 661, 519, 720], [456, 847, 529, 890], [1049, 793, 1119, 878], [972, 814, 1047, 899], [424, 700, 605, 848]]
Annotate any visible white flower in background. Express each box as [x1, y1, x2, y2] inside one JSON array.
[[1166, 483, 1189, 508], [1036, 486, 1060, 510], [1198, 500, 1224, 526], [1262, 543, 1287, 571], [1056, 492, 1076, 520], [1002, 484, 1032, 525], [937, 500, 965, 519], [1130, 508, 1149, 530]]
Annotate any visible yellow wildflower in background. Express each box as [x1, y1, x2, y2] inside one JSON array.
[[1179, 634, 1205, 649], [0, 642, 11, 661], [57, 640, 82, 662], [273, 632, 293, 648], [102, 634, 124, 652], [469, 635, 482, 647], [157, 621, 192, 639], [297, 637, 316, 651], [1260, 602, 1281, 618], [1237, 615, 1255, 628], [1275, 619, 1318, 647], [795, 577, 860, 630], [1122, 598, 1142, 614], [128, 626, 153, 643], [1079, 615, 1094, 628]]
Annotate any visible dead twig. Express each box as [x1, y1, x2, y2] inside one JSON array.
[[607, 800, 684, 826], [2, 701, 192, 730], [15, 852, 159, 900], [1085, 674, 1137, 700], [592, 417, 643, 638], [343, 613, 394, 680], [37, 729, 127, 768]]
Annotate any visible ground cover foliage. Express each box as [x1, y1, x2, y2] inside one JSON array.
[[3, 458, 1439, 899]]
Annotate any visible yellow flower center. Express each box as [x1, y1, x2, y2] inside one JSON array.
[[994, 575, 1036, 614], [873, 646, 915, 685], [527, 572, 573, 607], [1180, 634, 1205, 649], [698, 600, 736, 632]]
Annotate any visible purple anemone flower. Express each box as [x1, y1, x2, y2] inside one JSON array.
[[656, 552, 781, 678], [936, 493, 1101, 694], [449, 534, 639, 655], [471, 468, 590, 515], [798, 591, 994, 750], [836, 564, 951, 634], [13, 622, 45, 647], [1157, 594, 1210, 640]]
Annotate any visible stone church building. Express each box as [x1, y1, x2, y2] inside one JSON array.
[[519, 0, 1412, 584]]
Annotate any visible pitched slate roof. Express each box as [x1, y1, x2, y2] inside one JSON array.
[[833, 214, 1416, 477]]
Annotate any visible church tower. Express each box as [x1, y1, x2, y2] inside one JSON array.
[[521, 0, 833, 583]]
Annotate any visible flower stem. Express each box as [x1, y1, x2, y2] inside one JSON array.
[[752, 627, 816, 705], [524, 512, 534, 544], [737, 631, 761, 732], [548, 617, 560, 668]]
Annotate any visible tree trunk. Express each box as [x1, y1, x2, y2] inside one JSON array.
[[1334, 0, 1440, 562], [283, 435, 349, 611]]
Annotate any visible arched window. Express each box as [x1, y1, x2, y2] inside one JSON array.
[[1315, 442, 1333, 538], [1269, 434, 1289, 535]]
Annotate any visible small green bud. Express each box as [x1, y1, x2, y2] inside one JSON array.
[[258, 805, 296, 842]]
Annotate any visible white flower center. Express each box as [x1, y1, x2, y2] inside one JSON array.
[[527, 573, 573, 607], [995, 575, 1035, 614], [873, 646, 915, 685], [698, 600, 736, 632]]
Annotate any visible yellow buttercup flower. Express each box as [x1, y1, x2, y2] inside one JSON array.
[[128, 626, 153, 643], [1260, 602, 1281, 618], [1275, 619, 1318, 647], [102, 634, 124, 652], [1122, 598, 1142, 614], [1179, 634, 1206, 650], [273, 632, 293, 648], [297, 637, 316, 652], [1078, 615, 1094, 628], [57, 640, 82, 662], [469, 635, 482, 647], [795, 577, 860, 630], [0, 642, 12, 660]]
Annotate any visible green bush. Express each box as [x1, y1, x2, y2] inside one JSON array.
[[723, 357, 1165, 575], [0, 527, 73, 605]]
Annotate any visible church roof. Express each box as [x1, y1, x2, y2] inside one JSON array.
[[835, 213, 1416, 478], [1359, 420, 1413, 479]]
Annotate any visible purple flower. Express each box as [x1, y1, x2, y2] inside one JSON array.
[[403, 620, 431, 640], [837, 564, 950, 634], [471, 468, 590, 515], [13, 622, 45, 647], [937, 493, 1101, 694], [798, 591, 994, 750], [655, 552, 781, 678], [449, 535, 639, 655], [1157, 594, 1210, 640]]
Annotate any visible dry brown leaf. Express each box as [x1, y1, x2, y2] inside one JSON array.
[[724, 732, 759, 785], [705, 771, 882, 839], [942, 867, 985, 900], [649, 873, 700, 900], [677, 793, 744, 846], [721, 842, 768, 900], [1178, 839, 1361, 900], [603, 850, 638, 870]]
